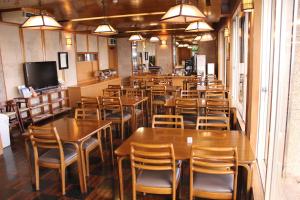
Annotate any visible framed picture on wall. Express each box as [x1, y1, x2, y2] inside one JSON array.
[[58, 52, 69, 70]]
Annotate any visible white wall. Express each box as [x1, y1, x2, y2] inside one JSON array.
[[98, 37, 109, 70], [156, 36, 173, 74], [117, 38, 132, 79]]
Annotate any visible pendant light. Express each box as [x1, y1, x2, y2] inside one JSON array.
[[242, 0, 254, 12], [21, 0, 62, 29], [185, 20, 213, 32], [150, 36, 160, 42], [94, 0, 117, 35], [161, 0, 205, 23], [199, 33, 214, 41], [194, 35, 202, 41], [129, 34, 144, 41]]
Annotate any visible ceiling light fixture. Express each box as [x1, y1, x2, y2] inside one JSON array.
[[150, 36, 160, 42], [194, 35, 202, 41], [129, 34, 144, 41], [199, 33, 214, 41], [242, 0, 254, 12], [185, 21, 213, 32], [178, 44, 184, 47], [161, 0, 206, 23], [94, 0, 117, 35], [21, 0, 62, 29], [224, 28, 229, 37]]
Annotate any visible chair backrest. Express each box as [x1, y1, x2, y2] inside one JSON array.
[[102, 96, 123, 117], [205, 90, 226, 99], [190, 146, 238, 199], [81, 96, 101, 108], [180, 90, 199, 99], [152, 115, 184, 129], [206, 98, 230, 116], [29, 126, 64, 163], [207, 84, 225, 90], [75, 108, 100, 120], [150, 85, 167, 100], [130, 142, 176, 188], [103, 88, 121, 97], [175, 98, 198, 115], [196, 116, 230, 130], [125, 88, 144, 98]]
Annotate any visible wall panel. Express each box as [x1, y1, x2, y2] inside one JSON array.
[[117, 38, 131, 79], [0, 23, 23, 99], [156, 37, 173, 74], [76, 34, 87, 52], [62, 32, 77, 86], [88, 35, 98, 52], [23, 29, 43, 62], [98, 37, 109, 69]]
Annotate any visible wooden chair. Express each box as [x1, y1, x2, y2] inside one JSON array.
[[175, 98, 198, 128], [130, 142, 181, 200], [190, 146, 238, 200], [28, 126, 80, 195], [206, 98, 230, 117], [205, 90, 226, 99], [180, 90, 199, 99], [152, 115, 184, 129], [103, 88, 121, 97], [150, 85, 168, 116], [0, 100, 23, 134], [196, 116, 230, 130], [125, 88, 145, 126], [75, 108, 104, 176], [80, 96, 102, 118], [207, 84, 225, 90], [102, 97, 132, 140]]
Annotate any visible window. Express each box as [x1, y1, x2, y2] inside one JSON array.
[[232, 8, 249, 123]]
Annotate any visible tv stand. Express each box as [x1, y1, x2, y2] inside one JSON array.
[[19, 88, 71, 123]]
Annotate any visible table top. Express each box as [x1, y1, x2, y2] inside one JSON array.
[[115, 127, 255, 164], [25, 118, 112, 143], [120, 96, 148, 106]]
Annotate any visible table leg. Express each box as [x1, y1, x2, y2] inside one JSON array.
[[78, 142, 87, 193], [117, 156, 126, 200], [24, 138, 35, 186], [131, 106, 136, 131], [108, 125, 114, 166], [241, 163, 253, 200]]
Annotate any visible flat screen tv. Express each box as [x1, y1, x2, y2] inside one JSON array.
[[23, 61, 59, 91]]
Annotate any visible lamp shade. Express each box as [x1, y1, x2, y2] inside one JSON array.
[[129, 34, 144, 41], [94, 24, 117, 35], [242, 0, 254, 12], [194, 35, 202, 41], [161, 3, 205, 23], [21, 15, 62, 29], [150, 36, 160, 42], [178, 44, 184, 47], [185, 21, 213, 32], [200, 33, 214, 41]]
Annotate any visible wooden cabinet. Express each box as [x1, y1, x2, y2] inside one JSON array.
[[76, 52, 99, 84], [68, 77, 121, 107], [20, 89, 71, 123]]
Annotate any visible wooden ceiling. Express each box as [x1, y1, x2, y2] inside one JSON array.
[[0, 0, 234, 37]]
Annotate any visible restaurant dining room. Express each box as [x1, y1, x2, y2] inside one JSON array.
[[0, 0, 300, 199]]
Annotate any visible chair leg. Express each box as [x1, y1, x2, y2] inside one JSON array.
[[121, 122, 125, 140], [61, 166, 66, 195], [34, 164, 40, 191], [85, 150, 90, 177], [98, 134, 104, 162]]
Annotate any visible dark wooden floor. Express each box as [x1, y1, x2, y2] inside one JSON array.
[[0, 117, 248, 200]]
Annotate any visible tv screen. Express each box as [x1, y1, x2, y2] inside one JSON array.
[[23, 61, 59, 91]]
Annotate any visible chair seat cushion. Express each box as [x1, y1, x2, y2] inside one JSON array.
[[153, 95, 172, 104], [182, 114, 197, 125], [2, 112, 16, 118], [136, 167, 181, 188], [193, 172, 233, 193], [83, 137, 98, 149], [39, 144, 77, 164], [106, 111, 132, 121]]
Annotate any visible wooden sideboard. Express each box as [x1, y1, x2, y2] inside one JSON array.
[[68, 77, 121, 107]]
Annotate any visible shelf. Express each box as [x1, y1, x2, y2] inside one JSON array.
[[52, 107, 71, 115], [32, 113, 53, 122], [50, 98, 68, 104], [30, 102, 50, 109]]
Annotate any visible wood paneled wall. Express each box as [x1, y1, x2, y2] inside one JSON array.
[[0, 21, 111, 100]]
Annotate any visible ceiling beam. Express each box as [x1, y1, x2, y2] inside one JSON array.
[[70, 12, 166, 22]]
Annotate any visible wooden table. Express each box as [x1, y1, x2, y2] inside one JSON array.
[[24, 117, 113, 193], [115, 128, 255, 200], [120, 96, 149, 131]]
